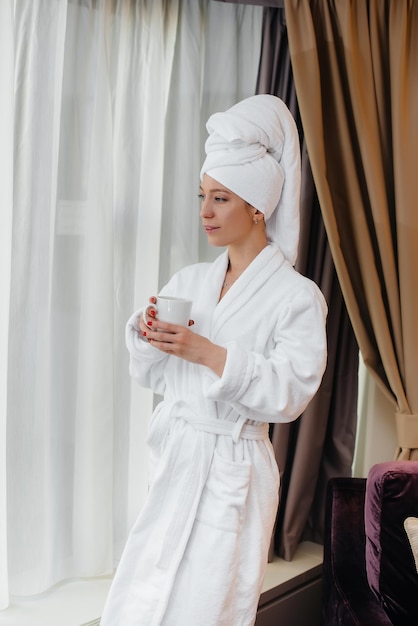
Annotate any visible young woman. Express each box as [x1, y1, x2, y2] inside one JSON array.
[[101, 95, 327, 626]]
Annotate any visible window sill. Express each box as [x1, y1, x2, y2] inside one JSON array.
[[0, 542, 323, 626]]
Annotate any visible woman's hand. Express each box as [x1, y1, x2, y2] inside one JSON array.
[[142, 308, 226, 377], [139, 296, 158, 334]]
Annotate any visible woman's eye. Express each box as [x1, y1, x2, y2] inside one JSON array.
[[197, 193, 227, 203]]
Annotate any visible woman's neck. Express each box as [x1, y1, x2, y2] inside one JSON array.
[[227, 240, 268, 274]]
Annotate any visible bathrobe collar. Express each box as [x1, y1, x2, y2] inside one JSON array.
[[208, 244, 286, 339]]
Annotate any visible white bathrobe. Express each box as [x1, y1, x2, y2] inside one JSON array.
[[101, 244, 327, 626]]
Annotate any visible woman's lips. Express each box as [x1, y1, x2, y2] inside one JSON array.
[[203, 225, 219, 232]]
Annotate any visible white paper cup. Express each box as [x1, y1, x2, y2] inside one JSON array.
[[144, 296, 192, 327]]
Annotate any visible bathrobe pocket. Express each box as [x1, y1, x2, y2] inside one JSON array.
[[196, 450, 251, 533]]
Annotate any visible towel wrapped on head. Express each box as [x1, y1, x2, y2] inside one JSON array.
[[200, 94, 301, 265]]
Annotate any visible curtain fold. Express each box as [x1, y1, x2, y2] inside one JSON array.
[[0, 0, 14, 610], [285, 0, 418, 460], [3, 0, 262, 605], [214, 0, 284, 6], [256, 6, 358, 560]]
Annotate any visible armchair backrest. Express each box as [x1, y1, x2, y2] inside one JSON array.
[[365, 461, 418, 626]]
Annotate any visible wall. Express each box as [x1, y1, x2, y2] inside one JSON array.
[[353, 356, 397, 477]]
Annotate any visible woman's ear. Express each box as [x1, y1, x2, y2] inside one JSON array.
[[252, 208, 265, 226]]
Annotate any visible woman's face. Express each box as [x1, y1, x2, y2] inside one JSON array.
[[199, 174, 256, 248]]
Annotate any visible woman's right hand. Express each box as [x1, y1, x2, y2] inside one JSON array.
[[139, 296, 157, 334]]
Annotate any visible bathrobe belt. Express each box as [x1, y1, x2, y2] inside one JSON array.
[[147, 401, 269, 571]]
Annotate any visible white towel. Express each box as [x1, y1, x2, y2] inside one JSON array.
[[200, 94, 300, 265]]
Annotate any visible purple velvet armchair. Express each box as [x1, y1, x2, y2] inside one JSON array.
[[321, 461, 418, 625]]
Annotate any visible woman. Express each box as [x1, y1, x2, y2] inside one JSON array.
[[101, 95, 327, 626]]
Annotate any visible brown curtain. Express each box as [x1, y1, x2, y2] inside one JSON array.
[[257, 7, 359, 560], [285, 0, 418, 460]]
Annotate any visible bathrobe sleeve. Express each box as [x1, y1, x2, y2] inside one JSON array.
[[125, 308, 169, 396], [204, 280, 327, 424]]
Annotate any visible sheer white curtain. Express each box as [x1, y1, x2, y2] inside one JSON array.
[[0, 0, 14, 611], [0, 0, 262, 607]]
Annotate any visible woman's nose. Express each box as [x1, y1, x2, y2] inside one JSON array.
[[199, 198, 214, 218]]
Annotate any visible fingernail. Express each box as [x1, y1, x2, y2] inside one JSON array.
[[142, 331, 147, 336], [150, 309, 156, 317], [147, 321, 153, 326]]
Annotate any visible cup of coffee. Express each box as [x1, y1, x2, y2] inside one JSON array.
[[144, 296, 193, 327]]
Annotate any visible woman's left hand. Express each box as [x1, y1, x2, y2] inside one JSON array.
[[144, 320, 226, 377]]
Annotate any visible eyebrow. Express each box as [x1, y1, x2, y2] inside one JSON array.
[[199, 186, 230, 194]]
